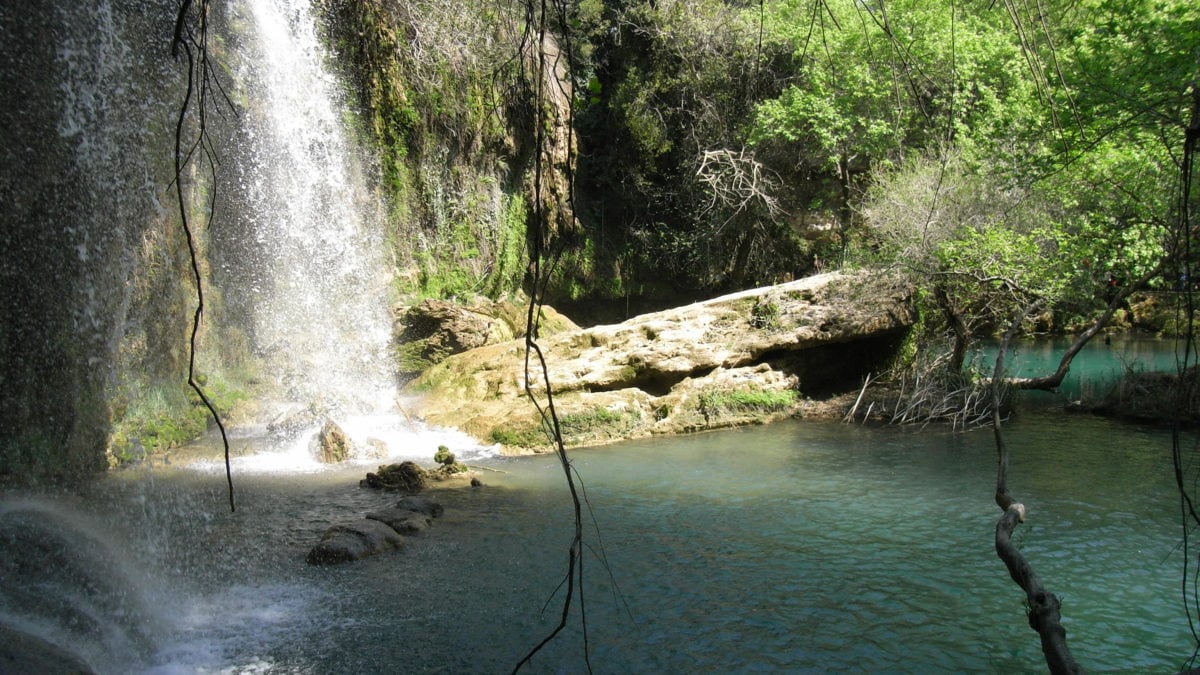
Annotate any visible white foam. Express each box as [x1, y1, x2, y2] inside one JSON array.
[[184, 413, 500, 475]]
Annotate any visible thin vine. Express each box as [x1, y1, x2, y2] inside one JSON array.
[[511, 0, 594, 670], [172, 0, 235, 512], [1172, 79, 1200, 669]]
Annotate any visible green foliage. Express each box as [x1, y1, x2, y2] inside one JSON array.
[[559, 407, 628, 436], [319, 0, 529, 303], [432, 444, 468, 472], [571, 0, 805, 296], [752, 0, 1042, 168], [750, 298, 781, 330]]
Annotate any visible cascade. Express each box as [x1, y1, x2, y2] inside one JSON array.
[[0, 501, 164, 673], [205, 0, 487, 472], [227, 0, 394, 410]]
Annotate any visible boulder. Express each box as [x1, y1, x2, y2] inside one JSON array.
[[267, 400, 325, 439], [404, 271, 916, 450], [313, 419, 351, 463], [365, 507, 432, 534], [360, 461, 428, 491], [396, 299, 499, 378], [391, 495, 445, 518], [306, 519, 405, 565], [394, 297, 579, 379], [364, 437, 389, 459]]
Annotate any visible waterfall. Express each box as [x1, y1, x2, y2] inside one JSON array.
[[227, 0, 395, 413], [200, 0, 490, 471]]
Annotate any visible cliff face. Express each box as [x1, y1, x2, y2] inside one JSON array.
[[404, 272, 917, 450], [0, 0, 202, 480]]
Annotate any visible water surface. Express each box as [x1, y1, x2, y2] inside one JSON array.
[[2, 413, 1192, 673]]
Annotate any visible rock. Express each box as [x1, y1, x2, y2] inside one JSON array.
[[404, 271, 916, 450], [0, 623, 96, 674], [313, 419, 351, 463], [392, 495, 444, 519], [360, 461, 428, 491], [364, 437, 389, 459], [306, 519, 405, 565], [365, 507, 432, 534], [267, 401, 324, 438], [395, 299, 507, 379], [394, 297, 579, 380], [432, 445, 469, 475]]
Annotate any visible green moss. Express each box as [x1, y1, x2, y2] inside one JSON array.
[[489, 425, 549, 447], [106, 373, 250, 466], [559, 406, 644, 441], [698, 387, 798, 418], [750, 298, 781, 330]]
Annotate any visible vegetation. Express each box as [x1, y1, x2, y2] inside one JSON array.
[[698, 387, 798, 418]]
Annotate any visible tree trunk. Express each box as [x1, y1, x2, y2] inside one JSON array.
[[991, 303, 1081, 674], [933, 281, 970, 373], [995, 506, 1082, 674]]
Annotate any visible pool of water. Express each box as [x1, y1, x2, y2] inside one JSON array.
[[1, 412, 1193, 673], [982, 334, 1184, 401]]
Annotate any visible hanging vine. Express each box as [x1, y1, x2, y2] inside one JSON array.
[[172, 0, 235, 512], [510, 0, 599, 670], [1172, 79, 1200, 669]]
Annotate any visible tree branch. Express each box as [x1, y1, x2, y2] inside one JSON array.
[[991, 301, 1081, 673]]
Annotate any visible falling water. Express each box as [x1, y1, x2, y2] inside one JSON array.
[[229, 0, 394, 411], [204, 0, 489, 471]]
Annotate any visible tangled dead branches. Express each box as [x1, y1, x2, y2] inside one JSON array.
[[696, 147, 784, 228]]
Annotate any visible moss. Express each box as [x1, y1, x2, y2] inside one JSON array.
[[559, 406, 644, 442], [489, 425, 549, 447], [749, 297, 781, 330], [106, 373, 250, 466], [698, 387, 798, 418]]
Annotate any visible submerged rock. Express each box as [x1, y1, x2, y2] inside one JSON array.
[[391, 495, 445, 518], [307, 497, 447, 565], [306, 519, 405, 565], [365, 507, 432, 534]]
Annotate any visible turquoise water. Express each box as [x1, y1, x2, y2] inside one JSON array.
[[1, 413, 1194, 673], [982, 334, 1184, 400]]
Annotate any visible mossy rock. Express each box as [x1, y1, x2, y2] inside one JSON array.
[[361, 461, 429, 491]]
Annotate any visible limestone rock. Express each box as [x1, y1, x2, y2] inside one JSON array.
[[365, 507, 432, 534], [306, 519, 405, 565], [364, 437, 389, 458], [391, 495, 445, 519], [394, 297, 579, 380], [404, 271, 916, 450], [313, 419, 351, 463], [396, 299, 498, 377], [267, 401, 325, 439]]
